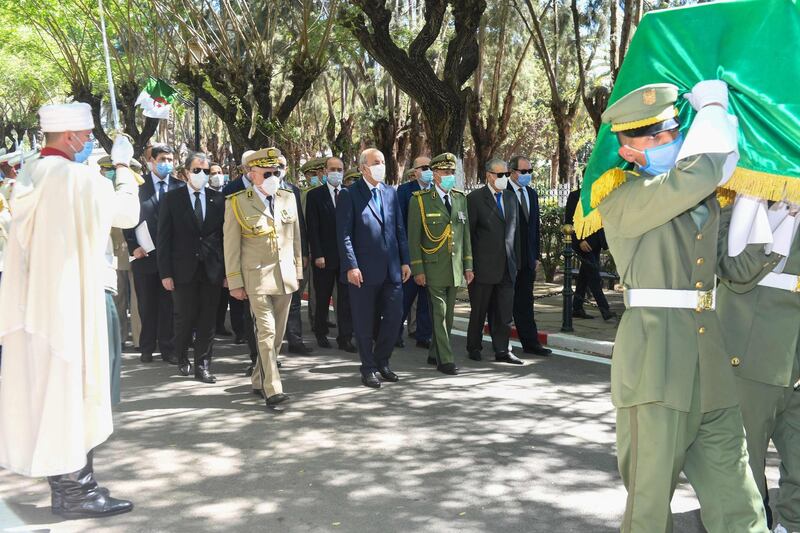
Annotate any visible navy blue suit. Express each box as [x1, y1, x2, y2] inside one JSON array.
[[396, 179, 432, 344], [507, 182, 544, 349], [336, 178, 410, 375]]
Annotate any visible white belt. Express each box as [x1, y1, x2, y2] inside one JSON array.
[[758, 272, 800, 292], [624, 288, 716, 311]]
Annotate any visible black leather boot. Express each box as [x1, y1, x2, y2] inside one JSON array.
[[54, 452, 133, 520]]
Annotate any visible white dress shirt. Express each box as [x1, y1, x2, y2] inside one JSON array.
[[151, 174, 171, 201], [509, 179, 530, 215], [327, 182, 341, 206], [186, 185, 207, 220]]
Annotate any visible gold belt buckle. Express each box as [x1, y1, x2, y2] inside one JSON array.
[[696, 290, 714, 312]]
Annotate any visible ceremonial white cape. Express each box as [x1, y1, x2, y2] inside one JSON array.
[[0, 154, 138, 476]]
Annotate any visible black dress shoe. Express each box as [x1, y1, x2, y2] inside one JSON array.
[[468, 351, 482, 361], [265, 393, 289, 412], [361, 372, 381, 389], [378, 367, 399, 382], [573, 308, 595, 319], [416, 339, 431, 349], [601, 309, 619, 321], [165, 353, 180, 365], [495, 352, 524, 365], [56, 490, 133, 520], [252, 388, 264, 398], [245, 363, 255, 377], [316, 334, 331, 348], [395, 338, 405, 348], [194, 367, 217, 384], [234, 336, 246, 345], [338, 340, 357, 353], [178, 362, 192, 376], [288, 343, 314, 355], [524, 344, 552, 356], [427, 356, 437, 366], [216, 328, 232, 336], [437, 363, 459, 375], [51, 459, 133, 520], [139, 352, 153, 363]]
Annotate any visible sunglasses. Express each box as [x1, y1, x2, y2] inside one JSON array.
[[516, 168, 533, 173], [490, 171, 512, 178], [261, 170, 282, 178], [190, 168, 210, 174], [415, 165, 431, 171]]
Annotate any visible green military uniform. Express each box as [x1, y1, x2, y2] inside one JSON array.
[[406, 153, 472, 368], [224, 148, 303, 400], [299, 157, 327, 325], [597, 84, 769, 533], [717, 206, 800, 531]]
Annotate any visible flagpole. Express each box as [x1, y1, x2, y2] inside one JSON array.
[[98, 0, 120, 132]]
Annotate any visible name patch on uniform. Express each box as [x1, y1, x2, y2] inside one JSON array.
[[426, 213, 442, 217]]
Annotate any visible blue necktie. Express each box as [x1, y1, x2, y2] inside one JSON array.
[[495, 192, 504, 218], [371, 188, 383, 218]]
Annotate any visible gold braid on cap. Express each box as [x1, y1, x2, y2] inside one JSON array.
[[610, 107, 679, 133], [249, 158, 278, 168]]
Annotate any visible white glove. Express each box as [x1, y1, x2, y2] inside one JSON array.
[[683, 80, 729, 112], [111, 135, 134, 167]]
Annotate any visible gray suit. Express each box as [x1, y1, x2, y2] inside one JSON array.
[[465, 186, 521, 356]]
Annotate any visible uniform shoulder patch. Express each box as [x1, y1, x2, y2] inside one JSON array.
[[450, 188, 465, 195], [412, 190, 425, 197]]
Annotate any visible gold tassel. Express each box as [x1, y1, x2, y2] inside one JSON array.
[[589, 168, 628, 208], [723, 167, 800, 203], [573, 206, 604, 239]]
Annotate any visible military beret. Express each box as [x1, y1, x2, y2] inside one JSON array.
[[403, 168, 416, 180], [430, 152, 457, 170], [245, 147, 282, 168], [300, 157, 327, 173], [601, 83, 680, 135], [344, 168, 361, 180]]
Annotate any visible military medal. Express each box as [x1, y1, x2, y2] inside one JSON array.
[[458, 211, 466, 223]]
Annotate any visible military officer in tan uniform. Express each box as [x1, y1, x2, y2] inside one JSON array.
[[717, 202, 800, 533], [224, 147, 303, 411], [595, 81, 769, 532]]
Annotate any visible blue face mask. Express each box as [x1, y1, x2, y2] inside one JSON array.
[[420, 169, 433, 183], [517, 173, 532, 187], [72, 139, 94, 163], [440, 175, 456, 191], [630, 134, 684, 176], [156, 161, 174, 177], [310, 176, 320, 187]]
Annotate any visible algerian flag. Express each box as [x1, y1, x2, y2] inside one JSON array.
[[135, 77, 177, 119]]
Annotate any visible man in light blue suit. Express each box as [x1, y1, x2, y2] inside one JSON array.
[[336, 148, 411, 389]]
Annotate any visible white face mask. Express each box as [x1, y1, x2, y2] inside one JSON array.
[[260, 175, 280, 196], [493, 176, 509, 190], [369, 164, 386, 182], [327, 171, 343, 187], [189, 171, 209, 190], [209, 173, 224, 188]]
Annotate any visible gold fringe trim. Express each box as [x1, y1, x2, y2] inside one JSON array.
[[573, 205, 604, 240], [610, 107, 678, 133], [721, 167, 800, 204], [590, 168, 628, 209]]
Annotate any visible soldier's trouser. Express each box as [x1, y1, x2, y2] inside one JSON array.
[[427, 285, 457, 365], [736, 376, 800, 531], [249, 293, 292, 397], [616, 373, 767, 533]]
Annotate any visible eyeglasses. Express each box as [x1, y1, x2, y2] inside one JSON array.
[[190, 168, 210, 174], [490, 171, 512, 178], [515, 168, 533, 174], [262, 170, 282, 178], [415, 165, 431, 171]]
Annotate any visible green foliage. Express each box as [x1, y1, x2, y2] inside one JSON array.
[[539, 201, 566, 283]]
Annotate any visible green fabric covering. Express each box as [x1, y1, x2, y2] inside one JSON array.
[[581, 0, 800, 220]]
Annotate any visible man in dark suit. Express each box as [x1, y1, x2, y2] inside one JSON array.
[[306, 156, 356, 352], [564, 186, 616, 321], [124, 144, 184, 363], [336, 148, 411, 389], [222, 153, 259, 373], [508, 155, 552, 356], [157, 152, 225, 383], [466, 158, 522, 364], [395, 155, 433, 350], [278, 155, 313, 355]]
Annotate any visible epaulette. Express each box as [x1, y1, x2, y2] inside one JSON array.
[[450, 188, 465, 195], [412, 190, 425, 197], [226, 188, 249, 199]]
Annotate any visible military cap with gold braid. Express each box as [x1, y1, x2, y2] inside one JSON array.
[[97, 155, 144, 185], [403, 168, 416, 181], [601, 83, 680, 136], [344, 168, 361, 182], [430, 152, 457, 171], [244, 147, 282, 168]]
